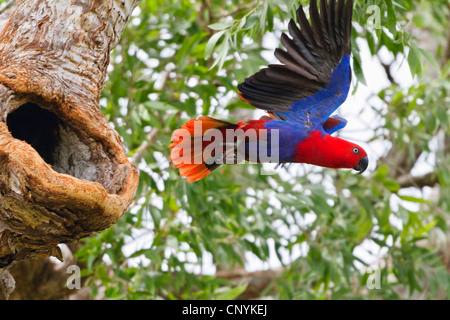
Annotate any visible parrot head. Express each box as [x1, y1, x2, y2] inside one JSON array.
[[329, 141, 369, 175], [350, 146, 369, 174], [293, 131, 369, 174]]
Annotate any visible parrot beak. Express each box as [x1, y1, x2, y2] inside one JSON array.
[[354, 157, 368, 175]]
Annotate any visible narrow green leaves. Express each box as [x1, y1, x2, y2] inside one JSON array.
[[205, 30, 226, 60]]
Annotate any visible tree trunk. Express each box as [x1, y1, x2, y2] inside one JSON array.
[[0, 0, 140, 298]]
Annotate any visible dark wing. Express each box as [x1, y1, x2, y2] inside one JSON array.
[[237, 0, 353, 127]]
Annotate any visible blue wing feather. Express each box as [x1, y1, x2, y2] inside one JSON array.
[[273, 55, 351, 128]]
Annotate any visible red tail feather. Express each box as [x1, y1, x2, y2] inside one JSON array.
[[169, 116, 237, 182]]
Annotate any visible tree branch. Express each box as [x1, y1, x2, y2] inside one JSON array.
[[213, 1, 258, 20], [377, 54, 399, 86], [216, 267, 284, 300], [130, 128, 160, 165], [0, 0, 141, 272], [129, 66, 175, 165], [397, 172, 439, 189]]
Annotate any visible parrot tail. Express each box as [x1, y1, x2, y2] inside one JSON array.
[[169, 116, 238, 182]]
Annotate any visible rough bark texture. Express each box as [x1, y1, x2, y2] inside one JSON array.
[[7, 243, 87, 300], [0, 0, 140, 281]]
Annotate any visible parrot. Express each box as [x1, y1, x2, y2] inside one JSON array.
[[169, 0, 369, 183]]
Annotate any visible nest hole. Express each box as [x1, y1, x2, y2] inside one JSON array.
[[6, 103, 124, 194], [7, 103, 60, 165]]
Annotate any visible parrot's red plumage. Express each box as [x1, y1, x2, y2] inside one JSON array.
[[170, 0, 369, 182]]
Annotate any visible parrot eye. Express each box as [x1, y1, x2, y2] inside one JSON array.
[[352, 147, 359, 154]]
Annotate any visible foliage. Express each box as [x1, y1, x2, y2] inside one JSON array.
[[74, 0, 450, 299]]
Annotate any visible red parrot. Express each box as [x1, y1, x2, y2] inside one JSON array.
[[170, 0, 368, 182]]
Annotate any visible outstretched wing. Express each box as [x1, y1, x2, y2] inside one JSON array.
[[237, 0, 353, 128]]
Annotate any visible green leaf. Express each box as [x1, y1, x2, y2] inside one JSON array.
[[215, 284, 248, 300], [205, 30, 226, 60], [210, 32, 230, 70], [398, 195, 429, 204], [267, 5, 274, 32], [436, 106, 449, 130], [352, 52, 366, 86], [375, 165, 389, 180], [208, 21, 234, 31], [424, 111, 437, 133], [418, 48, 441, 74], [408, 44, 422, 77], [144, 101, 178, 111], [384, 0, 397, 34], [259, 0, 269, 33], [383, 178, 401, 193], [242, 14, 258, 30]]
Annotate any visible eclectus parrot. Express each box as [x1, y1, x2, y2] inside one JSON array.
[[170, 0, 369, 182]]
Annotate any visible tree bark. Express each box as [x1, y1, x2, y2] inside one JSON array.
[[0, 0, 140, 292]]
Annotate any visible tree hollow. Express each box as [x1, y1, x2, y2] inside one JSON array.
[[6, 102, 123, 194]]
